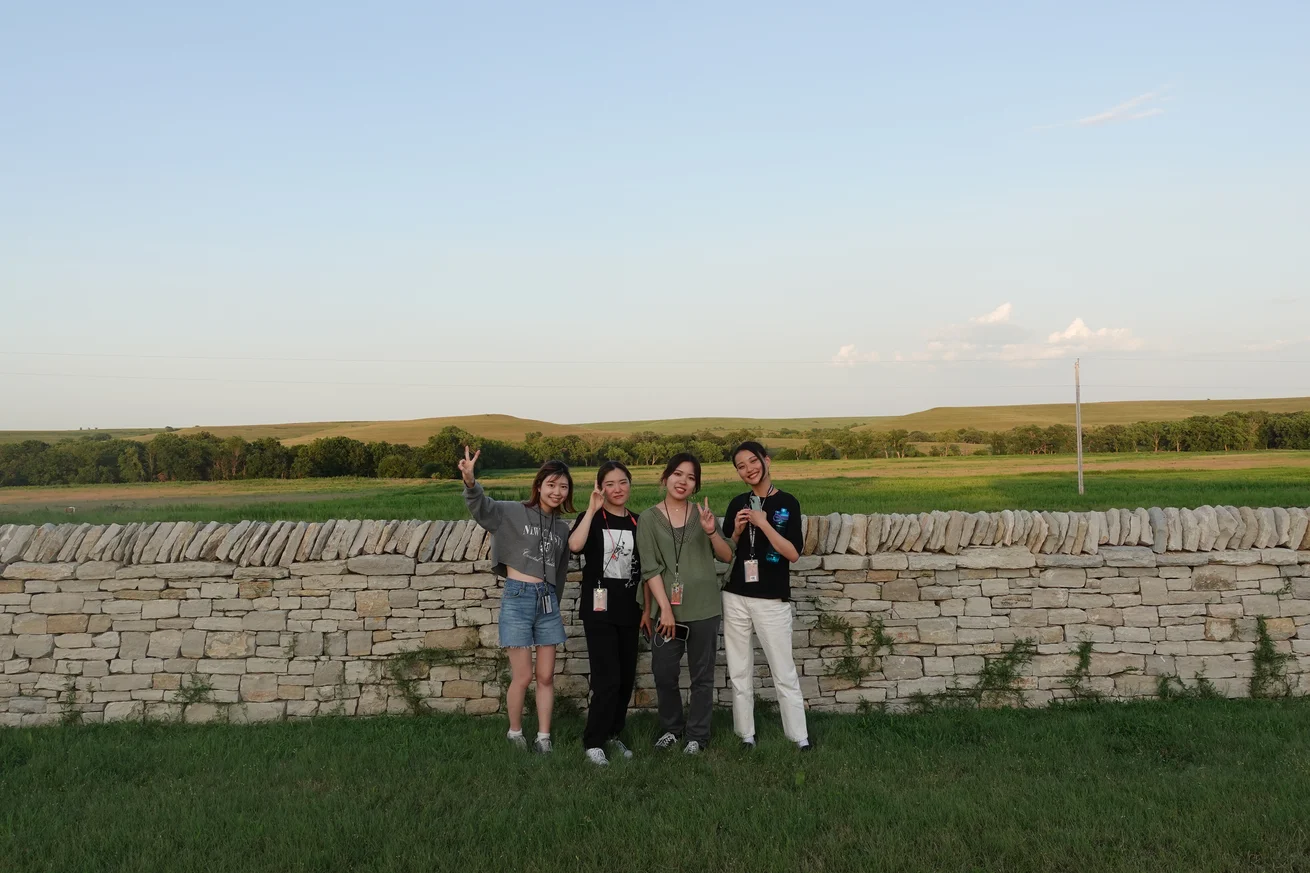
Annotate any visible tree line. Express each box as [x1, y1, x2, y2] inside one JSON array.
[[2, 411, 1308, 487]]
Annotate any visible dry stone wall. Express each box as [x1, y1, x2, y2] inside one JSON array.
[[2, 506, 1309, 727]]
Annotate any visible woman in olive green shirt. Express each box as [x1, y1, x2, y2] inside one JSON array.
[[637, 453, 733, 754]]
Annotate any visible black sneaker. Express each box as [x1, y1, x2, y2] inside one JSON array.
[[740, 737, 756, 751], [798, 739, 815, 752]]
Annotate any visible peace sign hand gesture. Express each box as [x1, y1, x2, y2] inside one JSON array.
[[697, 497, 718, 536], [587, 485, 605, 514], [458, 446, 481, 488]]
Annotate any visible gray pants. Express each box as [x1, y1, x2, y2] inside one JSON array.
[[651, 616, 720, 745]]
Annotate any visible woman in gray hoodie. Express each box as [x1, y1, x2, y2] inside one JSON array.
[[460, 447, 575, 753]]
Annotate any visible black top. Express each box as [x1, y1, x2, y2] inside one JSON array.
[[721, 489, 804, 601], [571, 509, 642, 625]]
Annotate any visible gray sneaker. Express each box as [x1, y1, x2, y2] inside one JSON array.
[[683, 740, 703, 755], [585, 748, 609, 766], [654, 732, 678, 751], [608, 738, 634, 759], [533, 737, 553, 754], [507, 733, 528, 750]]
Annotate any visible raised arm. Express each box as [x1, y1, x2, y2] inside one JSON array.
[[698, 498, 734, 564], [459, 446, 504, 531], [567, 486, 605, 553]]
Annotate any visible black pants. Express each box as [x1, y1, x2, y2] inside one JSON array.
[[651, 616, 720, 746], [582, 620, 639, 749]]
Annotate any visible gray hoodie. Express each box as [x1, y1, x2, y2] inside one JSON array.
[[463, 482, 571, 588]]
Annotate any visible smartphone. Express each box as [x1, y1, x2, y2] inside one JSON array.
[[748, 495, 763, 512], [643, 623, 690, 643]]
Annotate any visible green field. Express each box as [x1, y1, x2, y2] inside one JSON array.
[[5, 397, 1308, 447], [2, 453, 1307, 525], [3, 700, 1308, 873]]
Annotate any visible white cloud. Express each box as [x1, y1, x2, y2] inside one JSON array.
[[970, 302, 1013, 325], [831, 344, 880, 367], [1046, 318, 1140, 347], [1033, 87, 1172, 131], [1242, 336, 1310, 353], [848, 305, 1146, 366]]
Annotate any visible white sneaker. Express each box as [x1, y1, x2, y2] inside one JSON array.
[[683, 740, 702, 755], [533, 737, 553, 754], [507, 733, 528, 750], [608, 738, 634, 759], [585, 747, 609, 766], [654, 732, 679, 751]]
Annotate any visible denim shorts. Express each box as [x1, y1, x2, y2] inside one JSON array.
[[498, 579, 567, 648]]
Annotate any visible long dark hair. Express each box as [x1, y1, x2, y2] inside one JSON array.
[[526, 459, 575, 513], [596, 460, 632, 489], [659, 452, 702, 494], [731, 441, 770, 471]]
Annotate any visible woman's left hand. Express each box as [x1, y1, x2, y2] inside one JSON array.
[[697, 498, 718, 535]]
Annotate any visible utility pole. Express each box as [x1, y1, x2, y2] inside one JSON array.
[[1074, 358, 1084, 495]]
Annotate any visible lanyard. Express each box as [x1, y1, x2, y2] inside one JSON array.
[[746, 486, 777, 560], [663, 498, 690, 585], [536, 507, 553, 582]]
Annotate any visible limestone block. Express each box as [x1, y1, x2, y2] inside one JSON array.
[[1255, 508, 1277, 549], [907, 554, 957, 571], [1238, 508, 1259, 550], [1100, 547, 1156, 568], [1161, 508, 1179, 551], [355, 591, 391, 617], [881, 656, 922, 680], [104, 701, 144, 722], [956, 547, 1035, 570], [822, 555, 867, 572], [881, 579, 919, 601], [833, 515, 854, 555], [30, 592, 83, 613], [4, 563, 77, 582], [866, 554, 909, 570], [346, 555, 416, 576], [1181, 509, 1201, 552], [801, 516, 819, 555], [1038, 569, 1086, 588], [1036, 554, 1103, 568], [823, 513, 842, 554], [206, 631, 255, 658]]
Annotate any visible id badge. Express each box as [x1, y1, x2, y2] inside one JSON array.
[[541, 590, 553, 614], [670, 582, 683, 606], [744, 559, 760, 583], [592, 587, 608, 612]]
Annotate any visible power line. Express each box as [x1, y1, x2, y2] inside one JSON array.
[[0, 371, 1293, 391], [1, 351, 1307, 366]]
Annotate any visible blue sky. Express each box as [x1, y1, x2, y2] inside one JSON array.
[[2, 2, 1307, 429]]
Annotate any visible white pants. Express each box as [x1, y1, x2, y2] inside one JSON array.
[[722, 591, 808, 743]]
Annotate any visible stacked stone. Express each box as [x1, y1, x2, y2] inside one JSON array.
[[798, 506, 1310, 558], [1, 508, 1308, 727]]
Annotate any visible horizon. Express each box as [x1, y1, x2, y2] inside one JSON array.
[[3, 2, 1308, 430], [6, 395, 1310, 442]]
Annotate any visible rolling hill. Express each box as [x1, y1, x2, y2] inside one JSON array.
[[4, 397, 1307, 447]]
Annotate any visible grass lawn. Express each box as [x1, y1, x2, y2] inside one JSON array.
[[2, 700, 1308, 872], [1, 454, 1308, 525]]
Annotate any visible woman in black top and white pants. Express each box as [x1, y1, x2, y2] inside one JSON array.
[[721, 441, 810, 750], [568, 461, 644, 766]]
